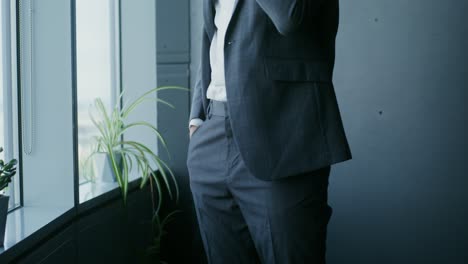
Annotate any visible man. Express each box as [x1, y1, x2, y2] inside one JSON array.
[[186, 0, 352, 263]]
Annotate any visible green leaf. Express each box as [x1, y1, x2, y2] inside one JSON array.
[[120, 121, 170, 158], [151, 173, 163, 214]]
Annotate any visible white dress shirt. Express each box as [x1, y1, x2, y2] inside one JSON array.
[[190, 0, 236, 128]]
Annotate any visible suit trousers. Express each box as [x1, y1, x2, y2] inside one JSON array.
[[187, 100, 333, 264]]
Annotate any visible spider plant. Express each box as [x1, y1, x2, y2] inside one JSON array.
[[146, 209, 182, 261], [89, 86, 187, 208], [0, 147, 17, 246], [0, 147, 17, 193]]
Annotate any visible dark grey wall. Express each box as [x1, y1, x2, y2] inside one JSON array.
[[187, 0, 468, 263], [328, 1, 468, 263]]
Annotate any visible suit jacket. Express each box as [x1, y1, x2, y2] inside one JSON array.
[[189, 0, 352, 180]]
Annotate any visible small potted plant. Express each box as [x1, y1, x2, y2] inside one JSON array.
[[0, 147, 17, 247], [88, 86, 187, 205], [89, 86, 187, 262]]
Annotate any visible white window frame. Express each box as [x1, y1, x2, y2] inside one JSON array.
[[1, 0, 21, 211]]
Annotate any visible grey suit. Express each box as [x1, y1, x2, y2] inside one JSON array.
[[187, 0, 352, 263], [190, 0, 352, 181]]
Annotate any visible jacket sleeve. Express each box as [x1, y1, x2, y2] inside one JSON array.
[[189, 63, 205, 123], [255, 0, 324, 35], [188, 28, 210, 124]]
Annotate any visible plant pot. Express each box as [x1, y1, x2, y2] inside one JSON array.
[[92, 152, 122, 183], [0, 195, 9, 247]]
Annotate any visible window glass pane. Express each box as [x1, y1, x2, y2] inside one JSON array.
[[0, 2, 4, 162], [76, 0, 117, 187], [0, 0, 20, 210]]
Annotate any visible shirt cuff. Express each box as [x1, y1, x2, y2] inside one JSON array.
[[189, 118, 204, 129]]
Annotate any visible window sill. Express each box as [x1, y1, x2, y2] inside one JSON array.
[[79, 181, 119, 204], [0, 205, 74, 261]]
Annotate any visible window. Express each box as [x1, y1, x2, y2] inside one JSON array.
[[0, 0, 20, 211], [0, 0, 158, 255], [76, 0, 120, 191]]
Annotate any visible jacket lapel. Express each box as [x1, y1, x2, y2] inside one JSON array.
[[203, 0, 215, 38], [204, 0, 242, 39], [226, 0, 242, 39]]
